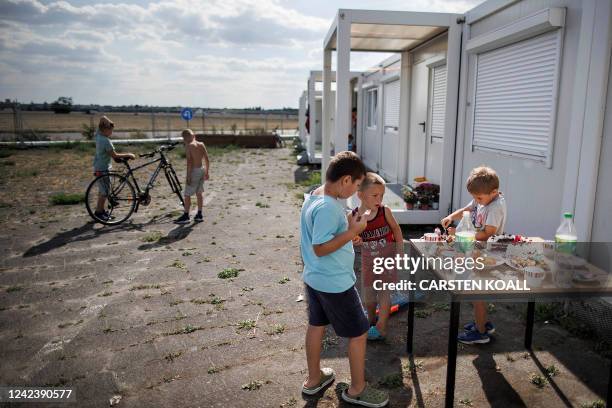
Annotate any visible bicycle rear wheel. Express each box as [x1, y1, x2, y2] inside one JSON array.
[[85, 173, 137, 225], [165, 166, 184, 207]]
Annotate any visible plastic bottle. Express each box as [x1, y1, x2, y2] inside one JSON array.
[[455, 211, 476, 254], [555, 212, 577, 254]]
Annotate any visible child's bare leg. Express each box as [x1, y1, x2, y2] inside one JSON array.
[[347, 332, 367, 396], [473, 301, 488, 333], [96, 195, 106, 212], [375, 291, 391, 336], [304, 325, 325, 387], [183, 195, 191, 214], [196, 192, 203, 212]]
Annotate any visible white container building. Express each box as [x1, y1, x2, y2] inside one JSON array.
[[319, 0, 611, 242]]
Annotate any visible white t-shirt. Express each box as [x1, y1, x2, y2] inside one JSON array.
[[468, 193, 506, 234]]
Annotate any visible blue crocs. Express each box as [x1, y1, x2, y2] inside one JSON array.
[[367, 326, 385, 341]]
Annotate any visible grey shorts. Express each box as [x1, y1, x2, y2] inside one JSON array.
[[184, 167, 205, 196], [95, 172, 111, 196]]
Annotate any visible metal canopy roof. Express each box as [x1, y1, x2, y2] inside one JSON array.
[[324, 10, 458, 52], [330, 23, 446, 52]]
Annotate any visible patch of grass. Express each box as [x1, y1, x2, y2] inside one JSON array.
[[141, 231, 163, 242], [580, 401, 605, 408], [278, 276, 290, 284], [377, 372, 403, 389], [415, 310, 432, 319], [322, 335, 339, 350], [49, 192, 86, 205], [190, 296, 225, 305], [0, 150, 12, 158], [209, 296, 225, 305], [241, 379, 270, 390], [218, 268, 242, 279], [0, 160, 15, 166], [255, 202, 270, 208], [6, 286, 23, 293], [208, 366, 221, 374], [533, 302, 560, 322], [129, 284, 161, 291], [432, 303, 450, 312], [529, 373, 547, 388], [281, 397, 298, 407], [242, 286, 254, 292], [166, 324, 201, 335], [403, 359, 424, 372], [459, 398, 473, 406], [98, 291, 113, 297], [169, 300, 184, 306], [545, 364, 560, 377], [164, 351, 183, 362], [14, 168, 39, 178], [236, 319, 256, 331], [169, 260, 187, 269], [297, 172, 321, 187], [266, 324, 286, 335], [51, 141, 95, 152]]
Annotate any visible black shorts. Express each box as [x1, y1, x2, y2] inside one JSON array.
[[305, 284, 369, 338]]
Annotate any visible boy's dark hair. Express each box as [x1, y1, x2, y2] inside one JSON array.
[[466, 166, 499, 194], [326, 151, 366, 182]]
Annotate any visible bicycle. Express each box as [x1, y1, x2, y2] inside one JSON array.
[[85, 142, 184, 225]]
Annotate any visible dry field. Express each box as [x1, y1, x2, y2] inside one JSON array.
[[0, 111, 298, 134]]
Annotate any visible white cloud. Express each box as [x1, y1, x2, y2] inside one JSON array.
[[0, 0, 481, 107]]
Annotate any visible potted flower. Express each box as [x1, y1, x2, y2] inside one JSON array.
[[403, 190, 418, 210], [419, 194, 431, 210]]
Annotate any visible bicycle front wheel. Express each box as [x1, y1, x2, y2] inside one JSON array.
[[165, 166, 184, 207], [85, 173, 137, 225]]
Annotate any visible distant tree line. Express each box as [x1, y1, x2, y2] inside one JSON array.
[[0, 98, 298, 115]]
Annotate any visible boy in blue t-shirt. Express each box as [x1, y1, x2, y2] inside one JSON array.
[[93, 116, 135, 221], [300, 151, 389, 407]]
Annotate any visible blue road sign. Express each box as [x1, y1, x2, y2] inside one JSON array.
[[181, 108, 193, 121]]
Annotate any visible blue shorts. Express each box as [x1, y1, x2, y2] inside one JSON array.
[[305, 284, 369, 338]]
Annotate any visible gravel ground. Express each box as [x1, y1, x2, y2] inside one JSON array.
[[0, 145, 608, 408]]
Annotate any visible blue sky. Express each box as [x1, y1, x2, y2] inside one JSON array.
[[0, 0, 480, 108]]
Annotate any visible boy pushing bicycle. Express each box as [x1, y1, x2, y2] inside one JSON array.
[[93, 116, 135, 221]]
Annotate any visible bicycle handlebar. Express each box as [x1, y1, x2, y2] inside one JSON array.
[[138, 142, 181, 158]]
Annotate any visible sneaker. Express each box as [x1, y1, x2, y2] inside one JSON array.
[[94, 211, 115, 221], [463, 321, 495, 334], [458, 329, 490, 344], [341, 383, 389, 407], [94, 211, 109, 221], [174, 213, 190, 224], [194, 212, 203, 222]]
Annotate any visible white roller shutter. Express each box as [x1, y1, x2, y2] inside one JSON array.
[[384, 80, 400, 131], [472, 30, 561, 162], [430, 64, 447, 140]]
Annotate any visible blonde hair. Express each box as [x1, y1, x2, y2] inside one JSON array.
[[466, 166, 499, 194], [181, 129, 195, 139], [359, 172, 385, 192], [98, 115, 114, 131]]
